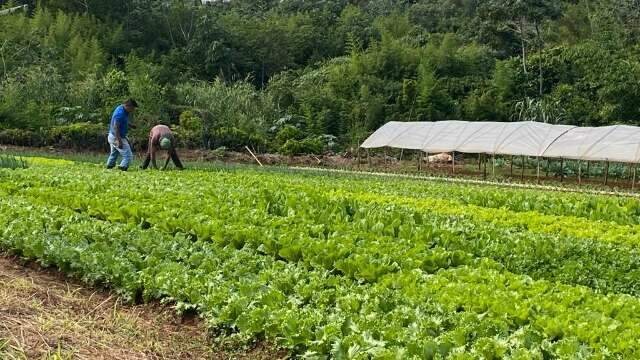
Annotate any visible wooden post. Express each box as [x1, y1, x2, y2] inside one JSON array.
[[483, 154, 487, 180], [452, 152, 456, 175], [604, 161, 609, 185], [633, 163, 637, 191], [492, 155, 496, 177], [521, 155, 525, 181], [356, 148, 361, 169], [586, 161, 591, 178], [399, 149, 404, 162], [423, 153, 431, 173], [367, 149, 371, 167], [245, 146, 263, 167], [510, 155, 514, 177], [536, 157, 541, 184], [416, 151, 421, 171], [383, 148, 388, 166], [478, 153, 482, 171], [560, 158, 564, 183]]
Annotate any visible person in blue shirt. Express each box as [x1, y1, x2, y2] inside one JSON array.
[[106, 99, 138, 171]]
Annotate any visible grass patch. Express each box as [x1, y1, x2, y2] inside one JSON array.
[[0, 155, 28, 169]]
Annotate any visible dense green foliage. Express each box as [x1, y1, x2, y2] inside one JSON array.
[[2, 159, 640, 357], [1, 0, 640, 152]]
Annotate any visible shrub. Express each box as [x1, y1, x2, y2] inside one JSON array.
[[275, 125, 304, 147], [0, 129, 45, 147], [279, 137, 324, 156], [174, 111, 204, 148], [208, 127, 268, 152], [46, 122, 107, 150]]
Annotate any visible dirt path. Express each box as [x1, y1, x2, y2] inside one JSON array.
[[0, 255, 283, 360]]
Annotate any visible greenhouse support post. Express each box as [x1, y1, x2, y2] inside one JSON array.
[[633, 164, 637, 191], [492, 155, 496, 177], [399, 149, 404, 162], [578, 161, 582, 185], [452, 152, 455, 174], [604, 161, 609, 185], [560, 158, 564, 183], [367, 149, 371, 167], [521, 156, 525, 181], [478, 154, 481, 171], [510, 155, 514, 176], [536, 157, 541, 184], [483, 155, 488, 180]]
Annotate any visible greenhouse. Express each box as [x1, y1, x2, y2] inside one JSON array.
[[360, 121, 640, 186], [361, 121, 640, 163]]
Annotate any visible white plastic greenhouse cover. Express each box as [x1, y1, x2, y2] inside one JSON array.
[[544, 125, 640, 163], [361, 121, 640, 163]]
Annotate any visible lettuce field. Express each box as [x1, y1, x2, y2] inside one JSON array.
[[2, 159, 640, 359]]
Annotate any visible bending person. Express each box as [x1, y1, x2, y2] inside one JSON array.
[[141, 125, 184, 170]]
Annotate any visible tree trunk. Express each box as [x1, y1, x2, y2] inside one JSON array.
[[535, 21, 544, 97], [520, 17, 528, 75]]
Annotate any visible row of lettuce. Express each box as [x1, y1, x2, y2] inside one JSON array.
[[3, 165, 640, 295], [1, 163, 640, 357]]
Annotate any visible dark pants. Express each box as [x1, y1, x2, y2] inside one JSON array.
[[141, 149, 184, 170]]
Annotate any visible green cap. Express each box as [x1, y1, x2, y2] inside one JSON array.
[[160, 137, 172, 150]]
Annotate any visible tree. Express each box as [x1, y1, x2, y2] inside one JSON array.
[[480, 0, 562, 95]]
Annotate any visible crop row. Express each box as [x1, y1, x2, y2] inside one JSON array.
[[2, 166, 640, 297], [2, 197, 640, 357]]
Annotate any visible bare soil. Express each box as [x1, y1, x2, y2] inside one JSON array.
[[0, 254, 285, 360]]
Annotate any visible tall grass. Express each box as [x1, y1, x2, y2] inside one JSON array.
[[0, 155, 28, 169]]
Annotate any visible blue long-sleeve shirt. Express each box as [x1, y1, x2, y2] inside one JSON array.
[[109, 105, 129, 138]]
